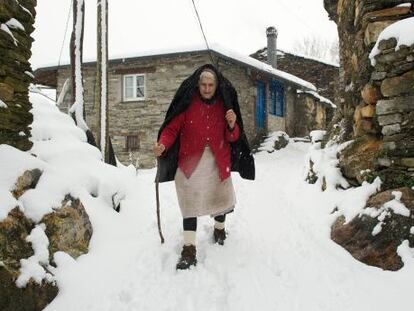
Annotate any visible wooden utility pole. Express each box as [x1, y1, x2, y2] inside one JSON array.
[[70, 0, 96, 146], [96, 0, 111, 163], [70, 0, 85, 128]]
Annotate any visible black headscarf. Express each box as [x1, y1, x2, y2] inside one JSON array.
[[156, 64, 255, 182]]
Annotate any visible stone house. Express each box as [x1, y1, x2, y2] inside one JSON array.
[[251, 38, 339, 137], [34, 28, 333, 168]]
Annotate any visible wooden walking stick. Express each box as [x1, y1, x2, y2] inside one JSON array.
[[155, 158, 165, 244]]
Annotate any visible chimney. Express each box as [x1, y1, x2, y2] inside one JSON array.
[[266, 26, 278, 69]]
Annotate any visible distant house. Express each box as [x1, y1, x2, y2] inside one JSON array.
[[34, 28, 334, 168], [251, 36, 339, 137]]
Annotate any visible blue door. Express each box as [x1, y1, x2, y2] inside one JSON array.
[[256, 81, 266, 129]]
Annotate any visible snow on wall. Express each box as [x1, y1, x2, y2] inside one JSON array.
[[6, 18, 25, 31], [369, 17, 414, 66], [0, 23, 18, 45], [19, 3, 33, 18], [0, 99, 8, 108], [25, 70, 35, 79]]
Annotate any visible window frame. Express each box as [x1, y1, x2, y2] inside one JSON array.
[[123, 73, 146, 102], [269, 80, 285, 117], [125, 134, 140, 151]]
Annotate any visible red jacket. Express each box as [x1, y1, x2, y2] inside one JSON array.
[[159, 94, 240, 181]]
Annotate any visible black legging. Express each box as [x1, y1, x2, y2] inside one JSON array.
[[183, 215, 226, 231]]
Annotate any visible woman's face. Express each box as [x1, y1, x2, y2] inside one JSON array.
[[198, 76, 217, 100]]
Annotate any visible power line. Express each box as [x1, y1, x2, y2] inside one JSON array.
[[190, 0, 216, 67], [57, 0, 73, 68]]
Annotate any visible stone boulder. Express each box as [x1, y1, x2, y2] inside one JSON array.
[[0, 170, 93, 311], [42, 195, 93, 260], [361, 83, 381, 105], [381, 70, 414, 98], [258, 132, 289, 153], [273, 133, 289, 150], [339, 135, 382, 185], [12, 169, 42, 199], [364, 21, 396, 46], [331, 187, 414, 271]]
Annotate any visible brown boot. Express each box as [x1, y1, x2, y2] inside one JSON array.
[[176, 245, 197, 270], [213, 228, 226, 245]]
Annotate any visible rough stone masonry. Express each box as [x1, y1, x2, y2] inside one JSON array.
[[0, 0, 36, 151]]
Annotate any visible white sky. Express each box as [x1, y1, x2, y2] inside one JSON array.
[[30, 0, 338, 70]]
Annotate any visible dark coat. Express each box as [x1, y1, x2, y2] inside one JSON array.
[[156, 64, 255, 183]]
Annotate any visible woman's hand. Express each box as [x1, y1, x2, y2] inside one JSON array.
[[225, 109, 237, 129], [153, 142, 166, 157]]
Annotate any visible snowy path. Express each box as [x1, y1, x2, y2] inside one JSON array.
[[45, 142, 414, 311]]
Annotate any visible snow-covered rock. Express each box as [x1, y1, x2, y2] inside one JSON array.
[[332, 187, 414, 271], [258, 131, 290, 153], [0, 91, 133, 310]]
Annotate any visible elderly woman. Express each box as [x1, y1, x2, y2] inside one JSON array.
[[154, 64, 254, 270]]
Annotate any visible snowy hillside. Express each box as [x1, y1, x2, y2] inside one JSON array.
[[1, 93, 414, 311]]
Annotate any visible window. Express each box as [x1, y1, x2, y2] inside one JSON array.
[[269, 80, 284, 117], [125, 135, 140, 151], [123, 74, 146, 101]]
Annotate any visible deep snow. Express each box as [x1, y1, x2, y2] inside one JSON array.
[[44, 140, 414, 311], [1, 92, 414, 311]]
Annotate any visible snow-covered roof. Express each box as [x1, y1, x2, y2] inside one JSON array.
[[36, 43, 317, 91], [253, 47, 340, 68], [297, 90, 337, 108], [207, 45, 317, 91], [279, 49, 339, 68], [369, 16, 414, 66]]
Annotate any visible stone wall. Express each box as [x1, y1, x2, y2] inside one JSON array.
[[283, 86, 296, 135], [56, 53, 258, 168], [0, 0, 36, 151], [267, 114, 285, 133], [372, 37, 414, 188], [324, 0, 414, 271], [216, 59, 257, 140], [294, 94, 328, 137], [323, 0, 414, 189], [324, 0, 412, 143]]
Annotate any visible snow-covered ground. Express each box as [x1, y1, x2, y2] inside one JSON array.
[[2, 93, 414, 311]]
